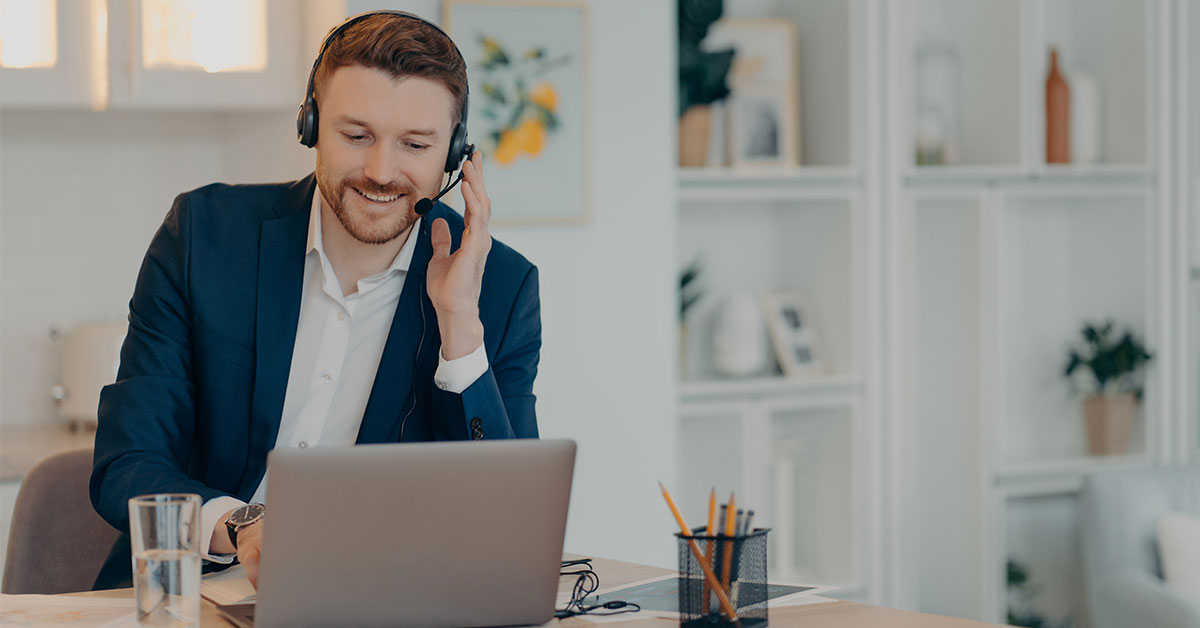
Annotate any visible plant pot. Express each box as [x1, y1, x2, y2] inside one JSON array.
[[678, 105, 711, 167], [1082, 393, 1136, 456]]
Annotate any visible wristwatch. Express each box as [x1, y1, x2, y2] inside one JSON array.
[[224, 503, 265, 550]]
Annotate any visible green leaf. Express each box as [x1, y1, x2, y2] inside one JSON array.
[[536, 105, 559, 131], [480, 82, 507, 105]]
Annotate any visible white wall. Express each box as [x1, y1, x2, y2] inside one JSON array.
[[0, 0, 678, 567]]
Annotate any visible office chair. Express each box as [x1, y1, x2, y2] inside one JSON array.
[[2, 447, 119, 594]]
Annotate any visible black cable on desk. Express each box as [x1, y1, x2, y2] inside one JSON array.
[[556, 558, 642, 619]]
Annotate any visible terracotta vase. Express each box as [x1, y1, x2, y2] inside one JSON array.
[[1082, 393, 1136, 456], [1045, 48, 1071, 164], [678, 105, 711, 167]]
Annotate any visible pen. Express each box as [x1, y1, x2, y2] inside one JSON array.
[[658, 482, 743, 626], [743, 510, 755, 536], [721, 493, 736, 595], [703, 488, 716, 616], [730, 508, 748, 605]]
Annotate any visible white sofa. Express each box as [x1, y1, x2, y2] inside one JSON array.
[[1080, 465, 1200, 628]]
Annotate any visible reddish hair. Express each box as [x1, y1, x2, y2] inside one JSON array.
[[313, 14, 467, 124]]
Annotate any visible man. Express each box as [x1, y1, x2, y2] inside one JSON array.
[[89, 12, 540, 589]]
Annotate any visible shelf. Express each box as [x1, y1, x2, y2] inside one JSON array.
[[993, 454, 1154, 497], [678, 373, 862, 410], [904, 164, 1153, 189], [677, 167, 861, 202]]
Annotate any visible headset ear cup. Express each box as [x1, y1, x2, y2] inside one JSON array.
[[297, 100, 318, 148], [445, 122, 466, 173]]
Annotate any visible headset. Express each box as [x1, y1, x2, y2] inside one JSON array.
[[297, 10, 475, 215]]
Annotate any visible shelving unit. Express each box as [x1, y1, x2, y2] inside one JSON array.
[[675, 0, 1194, 622], [889, 0, 1189, 624], [675, 0, 874, 602]]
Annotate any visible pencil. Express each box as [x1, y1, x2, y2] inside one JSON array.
[[658, 482, 742, 626], [703, 488, 716, 615], [721, 493, 737, 594]]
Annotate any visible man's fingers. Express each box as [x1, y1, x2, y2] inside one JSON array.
[[462, 181, 485, 229], [465, 151, 490, 209], [461, 156, 491, 225], [431, 217, 452, 259], [245, 549, 260, 589]]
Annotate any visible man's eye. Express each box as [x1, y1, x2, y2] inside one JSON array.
[[343, 133, 367, 143], [407, 143, 428, 151]]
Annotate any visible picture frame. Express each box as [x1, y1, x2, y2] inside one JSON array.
[[701, 18, 801, 168], [443, 0, 590, 226], [763, 292, 828, 378], [727, 83, 798, 168]]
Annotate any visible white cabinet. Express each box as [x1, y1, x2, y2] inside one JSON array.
[[891, 0, 1188, 624], [675, 0, 878, 602], [0, 0, 305, 110], [0, 0, 105, 108], [675, 0, 1194, 619]]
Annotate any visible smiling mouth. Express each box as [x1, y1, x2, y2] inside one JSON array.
[[353, 187, 405, 203]]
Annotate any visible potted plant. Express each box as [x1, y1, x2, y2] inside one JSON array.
[[677, 0, 735, 167], [1007, 559, 1073, 628], [1063, 320, 1153, 456]]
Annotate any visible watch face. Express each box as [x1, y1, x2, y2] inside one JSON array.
[[230, 503, 265, 526]]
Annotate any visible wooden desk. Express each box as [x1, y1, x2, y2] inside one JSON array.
[[68, 555, 1002, 627]]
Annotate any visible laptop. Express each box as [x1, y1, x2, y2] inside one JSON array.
[[216, 439, 576, 628]]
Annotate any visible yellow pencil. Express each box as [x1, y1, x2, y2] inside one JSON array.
[[721, 492, 736, 594], [702, 487, 716, 615], [658, 482, 742, 626]]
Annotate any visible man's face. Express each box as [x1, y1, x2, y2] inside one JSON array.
[[314, 65, 455, 245]]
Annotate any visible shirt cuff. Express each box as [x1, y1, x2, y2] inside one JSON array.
[[201, 495, 246, 564], [434, 342, 488, 394]]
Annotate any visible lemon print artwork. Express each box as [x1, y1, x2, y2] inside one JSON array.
[[475, 35, 572, 167]]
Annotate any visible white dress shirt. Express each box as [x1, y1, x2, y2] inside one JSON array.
[[199, 188, 488, 561]]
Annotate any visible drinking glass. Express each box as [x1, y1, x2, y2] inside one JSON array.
[[128, 493, 202, 627]]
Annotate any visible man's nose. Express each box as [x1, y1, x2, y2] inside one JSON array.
[[363, 143, 400, 185]]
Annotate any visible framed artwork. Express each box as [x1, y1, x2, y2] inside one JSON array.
[[763, 292, 828, 378], [444, 0, 590, 225], [702, 18, 801, 167], [728, 83, 798, 168]]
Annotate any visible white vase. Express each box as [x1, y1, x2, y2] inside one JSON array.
[[1070, 71, 1102, 164], [712, 294, 768, 377]]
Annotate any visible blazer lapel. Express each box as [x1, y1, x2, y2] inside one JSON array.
[[356, 214, 439, 444], [242, 176, 314, 497]]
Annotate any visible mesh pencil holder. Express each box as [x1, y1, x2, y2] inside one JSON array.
[[675, 526, 769, 628]]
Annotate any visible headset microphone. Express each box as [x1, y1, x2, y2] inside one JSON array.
[[415, 144, 475, 216]]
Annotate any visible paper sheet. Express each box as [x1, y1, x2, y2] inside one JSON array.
[[557, 573, 838, 621], [200, 565, 257, 606], [0, 594, 136, 627]]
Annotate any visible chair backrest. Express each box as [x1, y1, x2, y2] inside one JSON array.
[[2, 447, 119, 594]]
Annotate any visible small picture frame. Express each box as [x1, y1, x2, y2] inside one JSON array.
[[727, 84, 798, 168], [702, 18, 801, 168], [764, 292, 828, 377]]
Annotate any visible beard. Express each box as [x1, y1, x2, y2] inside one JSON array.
[[316, 168, 421, 246]]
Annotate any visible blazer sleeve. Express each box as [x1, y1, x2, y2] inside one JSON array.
[[90, 194, 230, 535], [429, 265, 541, 440]]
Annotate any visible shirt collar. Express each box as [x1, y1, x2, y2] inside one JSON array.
[[308, 185, 422, 280]]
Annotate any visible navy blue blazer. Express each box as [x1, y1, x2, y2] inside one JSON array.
[[89, 174, 540, 587]]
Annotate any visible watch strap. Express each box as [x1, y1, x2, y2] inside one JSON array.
[[225, 517, 239, 550]]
